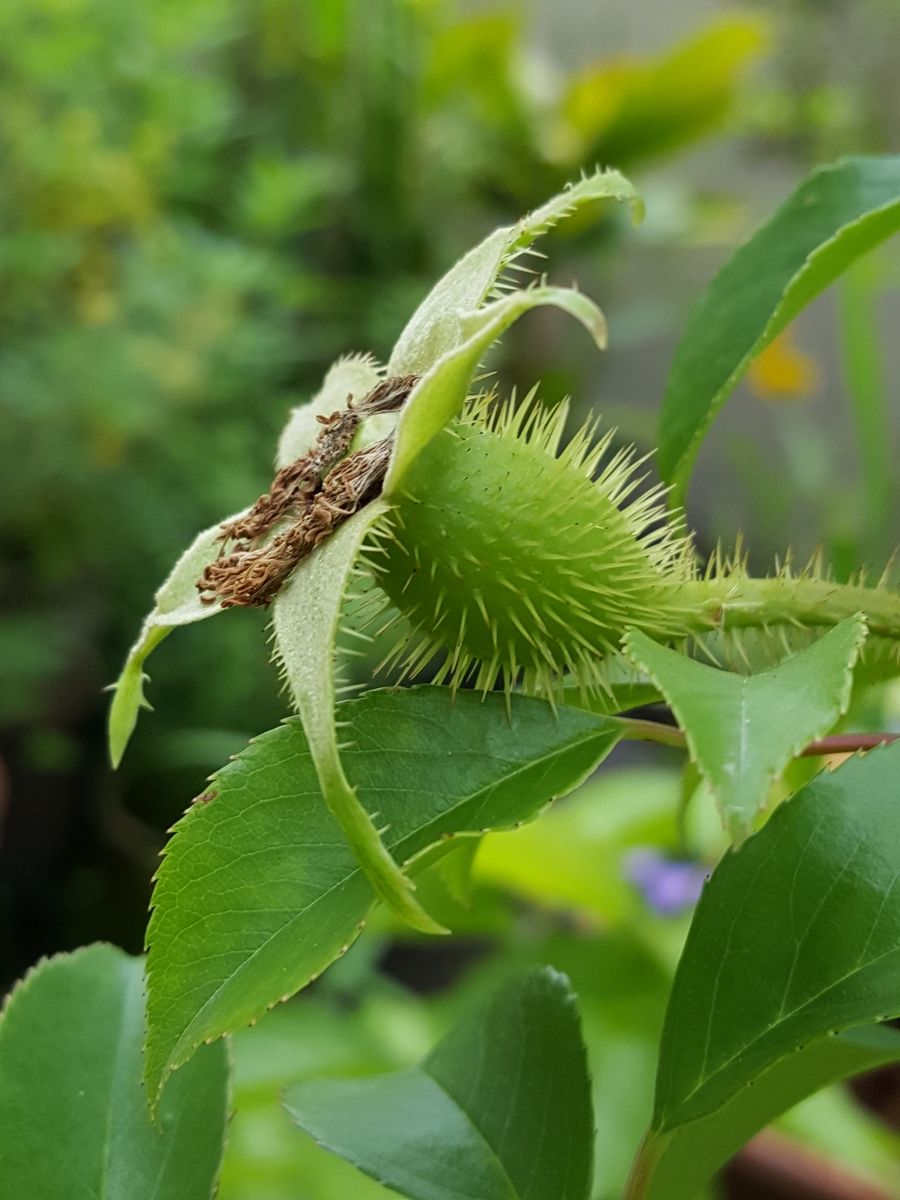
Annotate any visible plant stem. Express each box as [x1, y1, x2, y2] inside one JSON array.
[[621, 1133, 667, 1200], [733, 1129, 895, 1200], [676, 574, 900, 642], [838, 260, 892, 565], [617, 717, 898, 759]]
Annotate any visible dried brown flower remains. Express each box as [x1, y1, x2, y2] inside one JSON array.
[[197, 374, 418, 608]]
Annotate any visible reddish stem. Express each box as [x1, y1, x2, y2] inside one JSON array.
[[731, 1129, 894, 1200], [802, 732, 899, 756]]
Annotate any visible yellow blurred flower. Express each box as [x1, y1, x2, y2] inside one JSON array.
[[747, 328, 821, 401]]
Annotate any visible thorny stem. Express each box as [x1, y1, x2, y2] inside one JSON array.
[[618, 716, 899, 758], [676, 575, 900, 643]]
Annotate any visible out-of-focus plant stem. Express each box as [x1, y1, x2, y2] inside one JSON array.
[[838, 257, 893, 566]]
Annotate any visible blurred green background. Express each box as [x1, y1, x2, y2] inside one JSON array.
[[1, 1, 899, 1196]]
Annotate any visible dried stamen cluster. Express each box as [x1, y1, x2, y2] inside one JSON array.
[[217, 408, 361, 545], [196, 374, 418, 608]]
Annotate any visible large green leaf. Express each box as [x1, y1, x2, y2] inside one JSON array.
[[626, 739, 900, 1198], [657, 155, 900, 499], [624, 616, 867, 841], [0, 945, 229, 1200], [145, 687, 621, 1100], [284, 966, 594, 1200], [387, 169, 640, 376], [630, 1026, 900, 1200]]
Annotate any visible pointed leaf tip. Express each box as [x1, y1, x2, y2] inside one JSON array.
[[284, 964, 594, 1200], [625, 615, 867, 841]]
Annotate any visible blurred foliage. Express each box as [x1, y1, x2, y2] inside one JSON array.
[[742, 0, 900, 161], [0, 0, 766, 979]]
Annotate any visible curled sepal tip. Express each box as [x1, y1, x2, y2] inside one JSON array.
[[388, 166, 640, 376], [384, 283, 608, 495], [106, 515, 236, 767]]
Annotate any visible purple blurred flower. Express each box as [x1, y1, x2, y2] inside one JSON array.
[[625, 848, 708, 917]]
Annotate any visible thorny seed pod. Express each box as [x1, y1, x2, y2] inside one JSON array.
[[365, 391, 697, 699]]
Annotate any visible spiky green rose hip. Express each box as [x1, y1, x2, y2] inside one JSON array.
[[369, 394, 696, 697]]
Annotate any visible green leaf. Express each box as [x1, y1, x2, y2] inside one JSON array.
[[631, 1026, 900, 1200], [625, 739, 900, 1198], [657, 155, 900, 499], [271, 501, 443, 934], [284, 966, 594, 1200], [624, 616, 867, 840], [657, 738, 900, 1123], [108, 355, 379, 768], [145, 687, 621, 1100], [0, 945, 229, 1200], [385, 284, 607, 493], [387, 169, 641, 376]]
